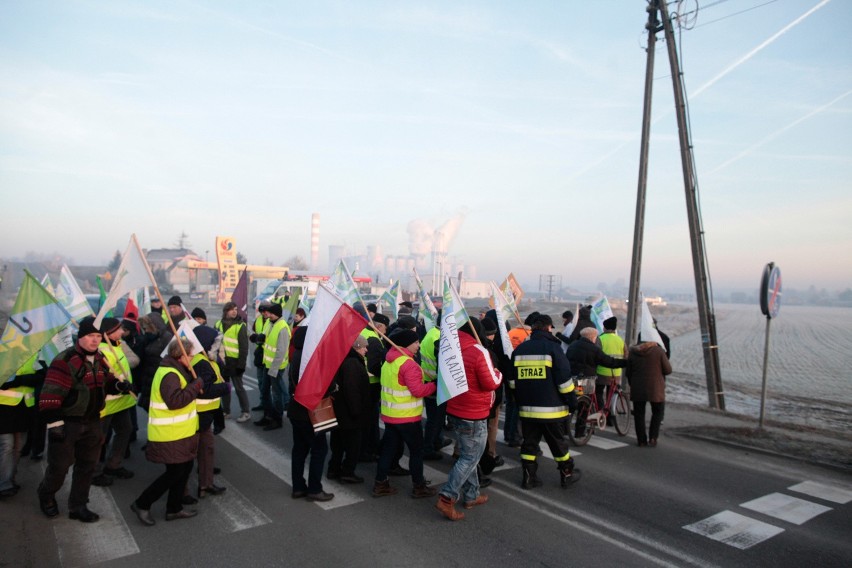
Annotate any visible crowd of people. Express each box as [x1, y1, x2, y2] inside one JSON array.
[[0, 294, 672, 525]]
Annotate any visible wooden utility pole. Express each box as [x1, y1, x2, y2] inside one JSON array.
[[625, 0, 725, 410]]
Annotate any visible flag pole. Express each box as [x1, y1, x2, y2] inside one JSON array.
[[131, 234, 197, 379]]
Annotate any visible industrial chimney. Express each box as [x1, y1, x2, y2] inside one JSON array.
[[311, 213, 320, 270]]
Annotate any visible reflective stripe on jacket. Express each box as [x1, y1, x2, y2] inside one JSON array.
[[148, 366, 198, 442], [380, 355, 422, 421], [191, 353, 224, 413], [99, 342, 135, 417]]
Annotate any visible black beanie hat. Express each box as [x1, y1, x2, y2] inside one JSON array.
[[372, 313, 390, 326], [193, 325, 218, 352], [167, 295, 183, 306], [101, 317, 122, 335], [191, 307, 207, 320], [268, 303, 283, 317], [603, 316, 617, 330], [481, 317, 498, 336], [524, 311, 540, 326], [390, 329, 419, 348], [77, 316, 100, 338]]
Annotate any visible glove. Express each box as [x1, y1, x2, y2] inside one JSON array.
[[566, 391, 578, 413], [249, 333, 258, 343], [115, 380, 132, 393], [48, 425, 66, 443], [256, 334, 266, 344]]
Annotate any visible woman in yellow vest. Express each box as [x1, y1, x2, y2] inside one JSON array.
[[130, 339, 204, 526]]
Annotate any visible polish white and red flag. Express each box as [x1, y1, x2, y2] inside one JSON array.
[[295, 281, 367, 411]]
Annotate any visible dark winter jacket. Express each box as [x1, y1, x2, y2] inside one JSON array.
[[566, 305, 595, 344], [626, 342, 672, 403], [331, 349, 371, 430], [565, 337, 626, 378]]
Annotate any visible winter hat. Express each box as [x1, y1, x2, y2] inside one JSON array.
[[191, 307, 207, 320], [390, 329, 419, 349], [481, 317, 498, 336], [533, 314, 554, 329], [193, 325, 218, 352], [101, 317, 122, 335], [268, 303, 283, 317], [167, 295, 183, 306], [524, 311, 540, 326], [395, 315, 418, 330], [603, 316, 617, 330], [372, 313, 390, 326], [77, 316, 100, 338], [460, 317, 484, 338]]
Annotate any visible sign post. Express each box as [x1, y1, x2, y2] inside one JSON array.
[[758, 262, 782, 429]]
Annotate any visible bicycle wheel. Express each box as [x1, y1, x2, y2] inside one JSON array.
[[613, 391, 631, 436], [568, 395, 594, 446]]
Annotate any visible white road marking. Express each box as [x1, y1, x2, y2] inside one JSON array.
[[201, 476, 272, 531], [788, 480, 852, 504], [683, 510, 784, 550], [218, 420, 365, 510], [53, 484, 140, 568], [490, 478, 713, 567], [740, 492, 832, 525], [587, 435, 629, 450]]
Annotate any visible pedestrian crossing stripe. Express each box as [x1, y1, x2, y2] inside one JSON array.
[[788, 480, 852, 504], [683, 510, 784, 549], [740, 492, 832, 525]]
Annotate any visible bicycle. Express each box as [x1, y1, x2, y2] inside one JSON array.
[[567, 376, 631, 446]]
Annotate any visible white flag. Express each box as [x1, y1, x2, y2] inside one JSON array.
[[56, 264, 94, 321], [639, 294, 665, 350], [489, 281, 514, 359], [95, 235, 153, 327], [589, 294, 614, 333], [161, 318, 204, 358], [436, 277, 469, 404]]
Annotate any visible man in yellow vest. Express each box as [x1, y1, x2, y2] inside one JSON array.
[[421, 314, 445, 460], [372, 329, 437, 499], [92, 318, 137, 486], [1, 354, 43, 498], [215, 302, 250, 423], [256, 303, 290, 431], [359, 312, 388, 462], [249, 304, 271, 413], [596, 316, 627, 423]]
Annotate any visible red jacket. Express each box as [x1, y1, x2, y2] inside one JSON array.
[[446, 331, 503, 420]]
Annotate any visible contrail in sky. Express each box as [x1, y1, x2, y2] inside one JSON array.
[[690, 0, 831, 98], [708, 89, 852, 174], [568, 0, 832, 183]]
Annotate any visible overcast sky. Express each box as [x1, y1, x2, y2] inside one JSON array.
[[1, 0, 850, 293]]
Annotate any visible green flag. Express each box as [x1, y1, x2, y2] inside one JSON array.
[[0, 270, 73, 381], [281, 288, 303, 326], [96, 275, 112, 318]]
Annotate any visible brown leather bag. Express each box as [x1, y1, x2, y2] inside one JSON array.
[[309, 397, 338, 433]]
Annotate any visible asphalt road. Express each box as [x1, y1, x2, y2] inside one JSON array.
[[4, 374, 850, 568]]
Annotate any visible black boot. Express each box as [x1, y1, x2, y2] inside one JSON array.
[[559, 457, 581, 488], [521, 462, 542, 490]]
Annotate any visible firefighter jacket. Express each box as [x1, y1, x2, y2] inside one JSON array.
[[510, 329, 575, 422]]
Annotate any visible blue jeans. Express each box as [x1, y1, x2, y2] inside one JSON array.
[[376, 421, 425, 484], [440, 416, 487, 503], [269, 369, 289, 420], [290, 419, 328, 494], [0, 432, 22, 491]]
